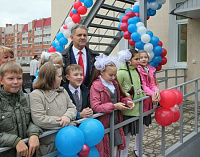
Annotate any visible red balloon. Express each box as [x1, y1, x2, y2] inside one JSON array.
[[120, 23, 128, 31], [78, 144, 90, 157], [158, 41, 163, 47], [129, 39, 136, 47], [171, 89, 183, 105], [63, 25, 68, 29], [72, 14, 81, 23], [160, 48, 167, 57], [69, 11, 75, 17], [123, 31, 131, 39], [74, 1, 82, 10], [147, 16, 150, 20], [48, 46, 56, 52], [78, 6, 87, 15], [159, 89, 177, 109], [121, 16, 130, 23], [160, 57, 167, 65], [135, 12, 140, 17], [170, 105, 180, 122], [155, 107, 174, 126], [156, 65, 162, 71], [126, 11, 135, 18]]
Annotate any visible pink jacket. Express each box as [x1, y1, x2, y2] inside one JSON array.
[[90, 78, 132, 157], [137, 65, 159, 112]]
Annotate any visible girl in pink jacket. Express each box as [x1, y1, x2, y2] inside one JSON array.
[[90, 54, 134, 157], [137, 50, 160, 126]]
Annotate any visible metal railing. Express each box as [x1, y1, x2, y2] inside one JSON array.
[[0, 68, 192, 157]]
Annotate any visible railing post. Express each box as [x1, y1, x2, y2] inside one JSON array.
[[180, 86, 183, 143], [139, 100, 144, 157], [161, 126, 165, 156], [110, 111, 115, 157], [184, 69, 187, 99], [165, 70, 168, 89], [194, 80, 198, 133], [175, 69, 178, 87]]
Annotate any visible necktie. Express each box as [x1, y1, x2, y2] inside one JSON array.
[[78, 51, 85, 80], [74, 90, 79, 101]]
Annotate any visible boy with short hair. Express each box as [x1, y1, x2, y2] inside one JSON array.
[[62, 64, 93, 119], [0, 61, 42, 157]]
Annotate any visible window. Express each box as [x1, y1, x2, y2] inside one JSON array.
[[22, 57, 25, 60], [43, 41, 51, 45], [34, 49, 42, 53], [30, 37, 32, 41], [34, 42, 42, 46], [30, 50, 32, 54], [35, 27, 42, 31], [22, 50, 28, 54], [44, 26, 51, 30], [43, 34, 51, 37]]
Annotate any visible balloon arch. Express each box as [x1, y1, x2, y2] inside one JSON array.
[[49, 0, 167, 71]]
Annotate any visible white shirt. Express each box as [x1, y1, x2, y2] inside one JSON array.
[[30, 59, 39, 76], [72, 46, 87, 76], [100, 75, 116, 94], [68, 84, 81, 100]]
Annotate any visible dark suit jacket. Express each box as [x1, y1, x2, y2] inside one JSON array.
[[62, 83, 90, 119], [61, 45, 99, 87]]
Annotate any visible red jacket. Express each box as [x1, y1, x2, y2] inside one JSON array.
[[90, 78, 132, 157]]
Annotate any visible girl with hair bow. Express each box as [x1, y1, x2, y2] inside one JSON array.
[[90, 54, 135, 157]]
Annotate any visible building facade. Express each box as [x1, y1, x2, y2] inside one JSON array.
[[0, 17, 51, 64]]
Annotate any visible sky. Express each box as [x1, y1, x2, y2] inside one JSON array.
[[0, 0, 51, 27]]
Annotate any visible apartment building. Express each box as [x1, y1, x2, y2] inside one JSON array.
[[0, 17, 51, 64]]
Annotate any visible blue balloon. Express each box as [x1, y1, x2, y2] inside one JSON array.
[[146, 31, 154, 37], [150, 36, 159, 46], [147, 0, 155, 2], [59, 37, 68, 45], [152, 56, 162, 64], [149, 61, 158, 68], [55, 126, 84, 156], [135, 41, 144, 50], [128, 24, 137, 33], [149, 9, 156, 16], [157, 4, 162, 10], [125, 8, 133, 14], [58, 154, 79, 157], [56, 44, 64, 52], [128, 17, 140, 25], [131, 32, 141, 42], [133, 5, 139, 13], [52, 40, 59, 47], [79, 0, 84, 2], [56, 33, 64, 41], [72, 9, 78, 14], [87, 147, 100, 157], [79, 119, 104, 147], [121, 31, 124, 36], [84, 0, 93, 8], [119, 15, 125, 22], [118, 22, 122, 30], [153, 46, 163, 56]]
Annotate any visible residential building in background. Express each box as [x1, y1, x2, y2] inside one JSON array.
[[0, 17, 51, 65]]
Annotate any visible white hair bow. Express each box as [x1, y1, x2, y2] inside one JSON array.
[[117, 49, 132, 64], [41, 51, 50, 61]]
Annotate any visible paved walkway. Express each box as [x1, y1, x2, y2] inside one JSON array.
[[128, 100, 198, 157]]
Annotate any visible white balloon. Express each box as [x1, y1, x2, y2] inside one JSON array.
[[65, 17, 72, 25], [136, 22, 144, 28], [148, 51, 155, 62], [55, 40, 59, 45], [63, 29, 71, 39], [134, 2, 139, 6], [156, 0, 166, 5], [147, 2, 150, 9], [137, 26, 147, 35], [141, 34, 151, 43], [59, 26, 65, 33], [150, 2, 159, 10], [144, 43, 153, 52], [67, 22, 75, 30]]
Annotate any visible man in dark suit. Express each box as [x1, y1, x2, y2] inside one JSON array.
[[62, 24, 98, 87], [62, 64, 93, 119]]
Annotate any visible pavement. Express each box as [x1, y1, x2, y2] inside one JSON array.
[[128, 100, 198, 157]]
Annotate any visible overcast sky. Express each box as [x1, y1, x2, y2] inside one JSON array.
[[0, 0, 51, 27]]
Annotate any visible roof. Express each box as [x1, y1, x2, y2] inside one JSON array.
[[22, 24, 28, 32], [44, 17, 51, 26], [35, 19, 43, 28], [171, 0, 200, 18]]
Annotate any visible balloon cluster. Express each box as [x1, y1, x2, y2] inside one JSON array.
[[118, 0, 167, 71], [49, 0, 93, 53], [55, 119, 104, 157], [155, 89, 183, 126]]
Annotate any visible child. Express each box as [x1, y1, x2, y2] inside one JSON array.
[[0, 46, 15, 66], [90, 54, 134, 157], [117, 49, 146, 157], [30, 62, 77, 156], [138, 50, 160, 112], [62, 64, 93, 119], [0, 61, 42, 157]]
